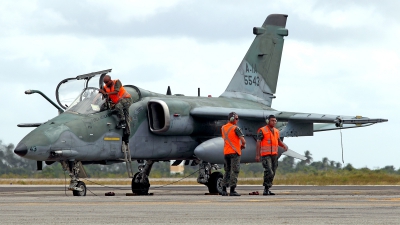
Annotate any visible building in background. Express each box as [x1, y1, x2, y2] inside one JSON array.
[[170, 161, 184, 175]]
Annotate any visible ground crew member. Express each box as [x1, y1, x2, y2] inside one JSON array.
[[221, 112, 246, 196], [99, 75, 132, 129], [256, 115, 288, 195]]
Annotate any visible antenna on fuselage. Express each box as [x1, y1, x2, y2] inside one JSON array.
[[166, 86, 172, 95]]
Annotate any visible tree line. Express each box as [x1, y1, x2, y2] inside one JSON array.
[[1, 141, 398, 178]]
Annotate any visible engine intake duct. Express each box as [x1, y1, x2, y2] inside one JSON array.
[[147, 99, 193, 135], [148, 100, 170, 133]]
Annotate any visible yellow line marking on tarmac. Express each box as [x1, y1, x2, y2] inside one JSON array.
[[0, 201, 221, 206], [1, 198, 397, 208], [367, 198, 400, 202]]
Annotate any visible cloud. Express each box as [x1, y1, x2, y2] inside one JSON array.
[[1, 0, 397, 46]]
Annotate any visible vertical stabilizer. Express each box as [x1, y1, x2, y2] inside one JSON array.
[[220, 14, 288, 106]]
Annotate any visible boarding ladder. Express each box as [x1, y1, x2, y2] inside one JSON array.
[[122, 141, 134, 178]]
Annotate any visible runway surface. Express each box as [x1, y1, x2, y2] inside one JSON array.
[[0, 185, 399, 224]]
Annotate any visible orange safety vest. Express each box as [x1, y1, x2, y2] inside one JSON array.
[[103, 80, 131, 104], [259, 126, 280, 156], [221, 123, 242, 155]]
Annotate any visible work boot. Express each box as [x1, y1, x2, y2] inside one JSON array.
[[229, 186, 240, 196], [116, 120, 127, 129], [263, 187, 275, 196], [221, 186, 228, 196]]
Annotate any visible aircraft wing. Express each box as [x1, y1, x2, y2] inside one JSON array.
[[190, 106, 388, 136], [313, 123, 373, 132], [191, 106, 387, 124]]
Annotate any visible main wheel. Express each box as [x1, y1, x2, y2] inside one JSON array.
[[131, 172, 150, 195], [206, 172, 223, 194], [72, 181, 87, 196]]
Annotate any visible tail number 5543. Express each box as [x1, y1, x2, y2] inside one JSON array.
[[244, 75, 260, 86]]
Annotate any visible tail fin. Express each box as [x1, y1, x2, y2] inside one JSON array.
[[220, 14, 288, 107]]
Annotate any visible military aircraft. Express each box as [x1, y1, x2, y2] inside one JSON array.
[[14, 14, 387, 196]]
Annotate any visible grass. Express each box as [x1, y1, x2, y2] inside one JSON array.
[[1, 171, 400, 185], [272, 171, 400, 185]]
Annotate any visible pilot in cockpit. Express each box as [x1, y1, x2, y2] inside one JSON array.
[[99, 75, 132, 129]]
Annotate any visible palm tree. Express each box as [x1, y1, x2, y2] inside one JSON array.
[[330, 160, 335, 168], [322, 157, 329, 170], [304, 150, 313, 164]]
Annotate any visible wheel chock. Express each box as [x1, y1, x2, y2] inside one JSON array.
[[126, 193, 154, 196]]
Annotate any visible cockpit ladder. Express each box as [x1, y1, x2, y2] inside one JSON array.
[[122, 141, 134, 178]]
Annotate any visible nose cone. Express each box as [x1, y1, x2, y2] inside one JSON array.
[[14, 143, 28, 157]]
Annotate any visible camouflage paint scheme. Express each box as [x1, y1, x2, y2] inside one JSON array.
[[14, 15, 387, 195]]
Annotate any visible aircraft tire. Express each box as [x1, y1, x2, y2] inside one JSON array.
[[72, 181, 87, 196], [131, 172, 150, 195], [207, 172, 223, 194]]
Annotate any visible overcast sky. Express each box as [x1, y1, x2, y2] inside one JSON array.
[[1, 0, 399, 169]]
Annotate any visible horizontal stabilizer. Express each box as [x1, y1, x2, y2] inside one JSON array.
[[282, 149, 307, 161], [17, 123, 42, 127]]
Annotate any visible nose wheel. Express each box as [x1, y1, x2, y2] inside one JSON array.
[[72, 181, 87, 196]]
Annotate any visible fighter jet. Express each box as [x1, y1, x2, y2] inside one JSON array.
[[14, 14, 387, 196]]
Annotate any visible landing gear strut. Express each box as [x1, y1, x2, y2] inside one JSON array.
[[131, 160, 154, 195], [61, 160, 88, 196], [197, 161, 222, 194]]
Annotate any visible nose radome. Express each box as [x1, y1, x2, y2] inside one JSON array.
[[14, 143, 28, 157]]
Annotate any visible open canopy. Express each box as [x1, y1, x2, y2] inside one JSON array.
[[56, 69, 111, 114]]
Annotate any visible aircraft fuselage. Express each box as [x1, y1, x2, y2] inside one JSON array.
[[14, 89, 279, 165]]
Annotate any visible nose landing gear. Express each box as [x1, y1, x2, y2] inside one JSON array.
[[61, 160, 88, 196], [197, 161, 223, 194]]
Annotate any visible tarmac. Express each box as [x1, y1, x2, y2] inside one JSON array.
[[0, 185, 399, 224]]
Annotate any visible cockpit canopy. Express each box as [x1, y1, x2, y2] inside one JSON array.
[[65, 88, 105, 114], [56, 69, 141, 115]]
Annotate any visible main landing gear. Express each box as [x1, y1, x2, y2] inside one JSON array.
[[129, 160, 223, 195], [131, 160, 154, 195], [197, 161, 223, 194], [121, 142, 153, 195], [61, 160, 88, 196]]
